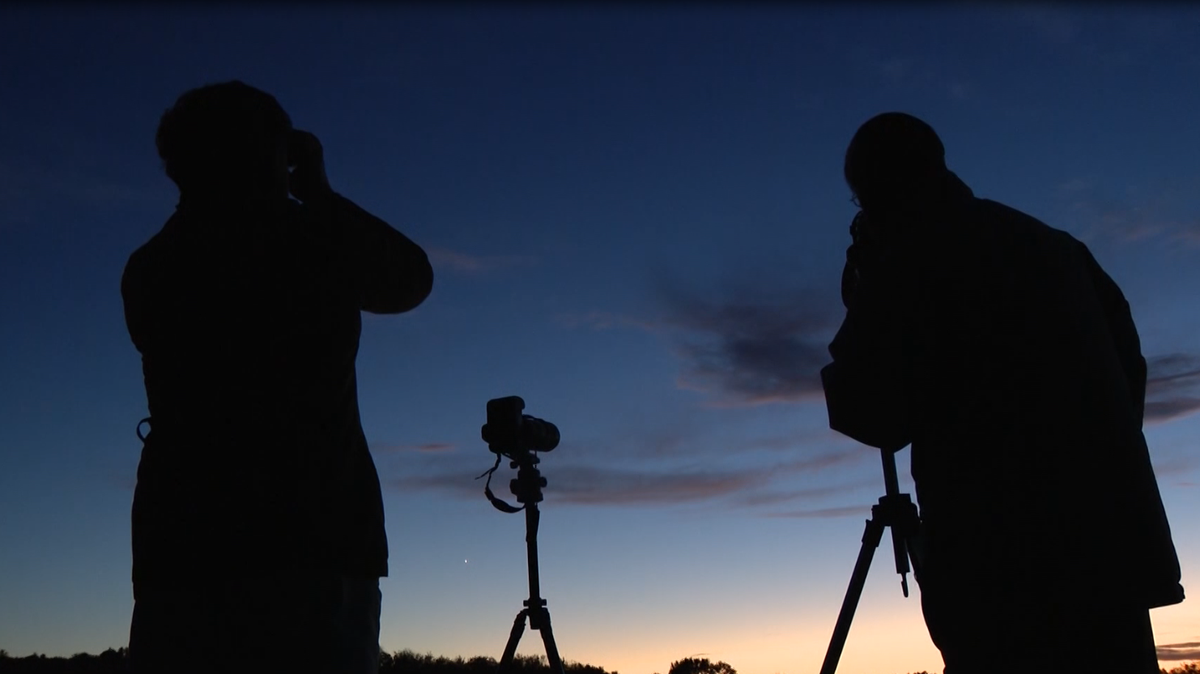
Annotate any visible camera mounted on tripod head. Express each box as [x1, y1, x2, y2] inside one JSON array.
[[478, 396, 561, 514], [482, 396, 560, 464]]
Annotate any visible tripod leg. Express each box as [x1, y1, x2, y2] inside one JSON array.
[[498, 609, 528, 674], [534, 607, 566, 674], [819, 517, 886, 674]]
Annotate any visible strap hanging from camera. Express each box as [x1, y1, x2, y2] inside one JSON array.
[[477, 454, 524, 514]]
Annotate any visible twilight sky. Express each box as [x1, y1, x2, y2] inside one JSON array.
[[1, 4, 1199, 674]]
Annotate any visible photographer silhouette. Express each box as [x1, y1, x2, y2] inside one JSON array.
[[122, 81, 433, 674], [820, 112, 1183, 674]]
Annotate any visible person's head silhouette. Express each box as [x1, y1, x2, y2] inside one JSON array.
[[156, 81, 293, 207], [844, 112, 950, 217]]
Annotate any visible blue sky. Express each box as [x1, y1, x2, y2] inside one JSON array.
[[1, 4, 1199, 674]]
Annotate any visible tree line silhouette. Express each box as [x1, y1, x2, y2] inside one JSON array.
[[0, 649, 1196, 674]]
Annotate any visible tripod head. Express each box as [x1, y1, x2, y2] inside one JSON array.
[[876, 448, 919, 597]]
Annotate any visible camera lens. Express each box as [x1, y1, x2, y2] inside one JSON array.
[[521, 416, 560, 453]]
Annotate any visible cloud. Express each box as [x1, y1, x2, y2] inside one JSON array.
[[564, 275, 1200, 428], [735, 480, 871, 508], [1146, 353, 1200, 424], [426, 246, 535, 274], [1173, 226, 1200, 246], [559, 280, 843, 408], [390, 444, 868, 509], [535, 465, 769, 506], [1157, 641, 1200, 661], [0, 158, 167, 228], [763, 505, 869, 519], [394, 462, 769, 506], [1056, 176, 1200, 247], [554, 310, 664, 334], [658, 283, 843, 406], [379, 442, 457, 453], [746, 430, 840, 452], [1152, 455, 1200, 480]]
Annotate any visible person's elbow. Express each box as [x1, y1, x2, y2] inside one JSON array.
[[821, 361, 911, 452], [366, 251, 434, 314]]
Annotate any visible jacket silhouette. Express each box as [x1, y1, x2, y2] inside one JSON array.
[[122, 80, 430, 674], [822, 113, 1183, 672], [124, 196, 432, 584]]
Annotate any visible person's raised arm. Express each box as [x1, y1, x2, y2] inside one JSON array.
[[289, 130, 433, 314], [820, 234, 915, 452]]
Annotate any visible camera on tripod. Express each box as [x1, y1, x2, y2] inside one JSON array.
[[477, 396, 561, 513], [476, 396, 568, 674], [481, 396, 560, 462]]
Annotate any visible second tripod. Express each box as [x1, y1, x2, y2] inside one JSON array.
[[818, 448, 921, 674]]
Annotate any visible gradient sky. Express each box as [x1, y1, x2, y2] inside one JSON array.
[[1, 4, 1199, 674]]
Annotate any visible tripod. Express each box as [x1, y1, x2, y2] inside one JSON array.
[[818, 448, 921, 674], [496, 455, 566, 674]]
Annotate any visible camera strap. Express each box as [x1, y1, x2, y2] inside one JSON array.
[[136, 416, 152, 444], [476, 454, 524, 514]]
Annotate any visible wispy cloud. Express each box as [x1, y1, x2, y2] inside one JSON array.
[[735, 480, 871, 508], [763, 505, 869, 519], [564, 270, 1200, 428], [534, 465, 769, 506], [655, 281, 842, 406], [1157, 641, 1200, 662], [0, 158, 167, 228], [389, 440, 868, 510], [1146, 353, 1200, 424], [378, 442, 457, 453], [554, 310, 664, 334], [426, 246, 535, 275], [562, 281, 842, 408], [1152, 455, 1200, 482], [394, 461, 768, 506], [844, 42, 973, 104], [1055, 176, 1200, 247]]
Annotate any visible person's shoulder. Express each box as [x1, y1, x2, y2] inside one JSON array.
[[973, 197, 1049, 229], [972, 198, 1104, 280], [973, 198, 1081, 243], [122, 215, 182, 292]]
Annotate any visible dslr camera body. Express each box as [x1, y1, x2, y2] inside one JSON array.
[[481, 396, 560, 462]]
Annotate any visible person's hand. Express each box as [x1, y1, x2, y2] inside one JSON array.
[[841, 253, 860, 309], [288, 129, 334, 204]]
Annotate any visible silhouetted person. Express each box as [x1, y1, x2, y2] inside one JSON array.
[[821, 113, 1184, 674], [121, 81, 433, 674]]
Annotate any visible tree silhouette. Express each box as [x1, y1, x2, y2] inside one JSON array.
[[0, 649, 1196, 674], [668, 657, 737, 674]]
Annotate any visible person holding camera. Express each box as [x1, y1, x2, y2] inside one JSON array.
[[820, 112, 1183, 673], [121, 81, 433, 674]]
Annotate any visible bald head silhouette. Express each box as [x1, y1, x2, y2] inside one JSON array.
[[844, 112, 949, 213]]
